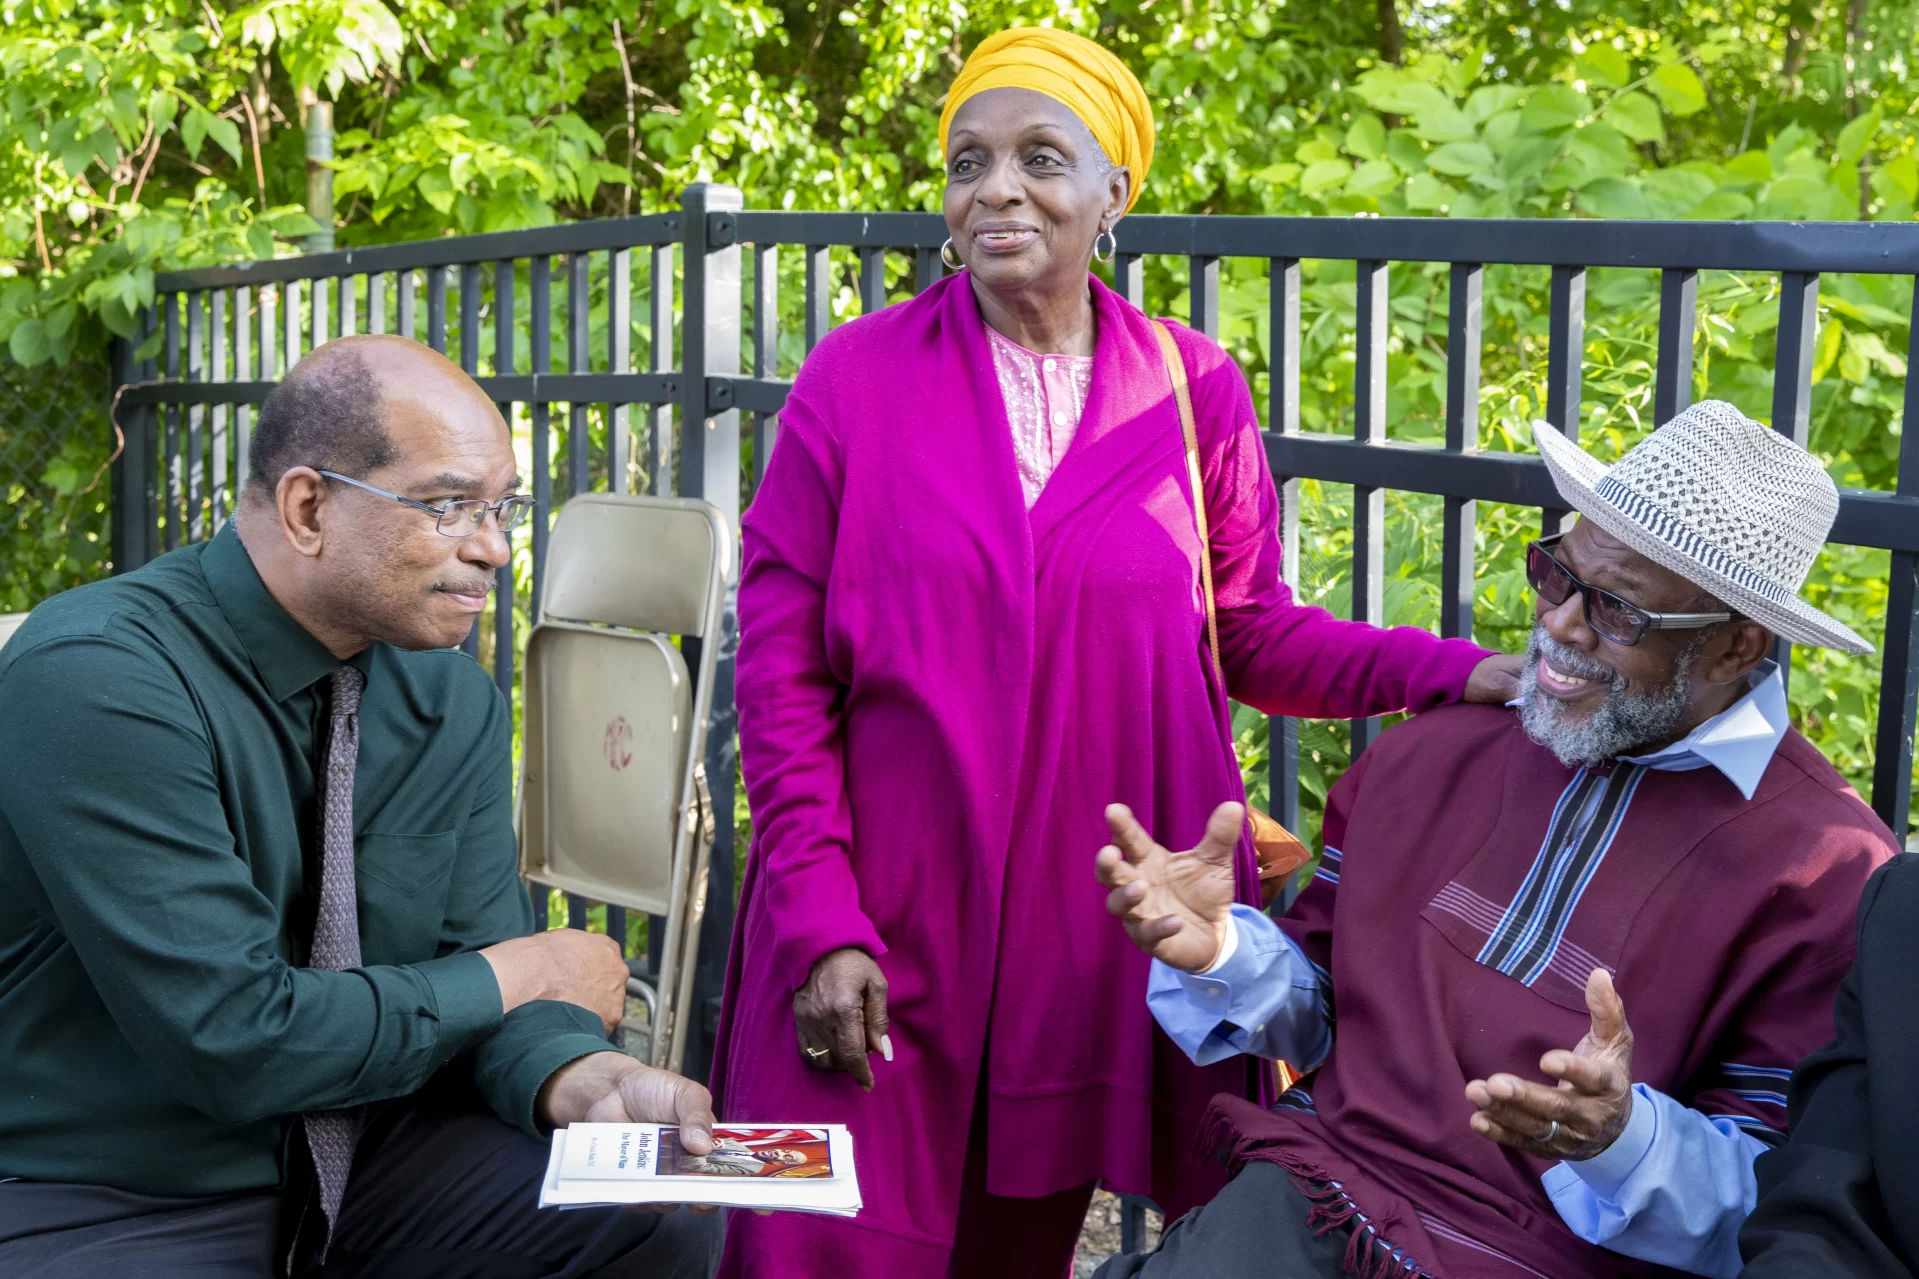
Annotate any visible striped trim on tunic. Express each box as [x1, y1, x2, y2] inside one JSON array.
[[1475, 765, 1645, 987]]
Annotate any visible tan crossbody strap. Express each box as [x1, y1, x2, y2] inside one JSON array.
[[1152, 320, 1223, 684]]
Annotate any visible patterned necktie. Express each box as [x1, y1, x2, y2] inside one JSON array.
[[305, 664, 366, 1248]]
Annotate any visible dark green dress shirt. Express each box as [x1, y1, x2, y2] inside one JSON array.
[[0, 523, 610, 1195]]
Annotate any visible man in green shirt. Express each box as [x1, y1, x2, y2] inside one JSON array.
[[0, 336, 721, 1276]]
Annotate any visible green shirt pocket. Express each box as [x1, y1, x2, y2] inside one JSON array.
[[356, 830, 458, 965]]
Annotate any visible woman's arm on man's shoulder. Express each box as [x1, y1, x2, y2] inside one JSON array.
[[1163, 322, 1499, 719]]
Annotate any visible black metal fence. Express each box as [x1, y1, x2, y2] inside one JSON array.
[[111, 188, 1919, 1084]]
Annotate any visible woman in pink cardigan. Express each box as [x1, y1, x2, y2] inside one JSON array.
[[710, 28, 1520, 1279]]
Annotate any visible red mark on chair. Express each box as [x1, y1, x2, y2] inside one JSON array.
[[604, 716, 633, 771]]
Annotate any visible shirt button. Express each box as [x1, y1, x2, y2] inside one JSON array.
[[1206, 987, 1221, 997], [1051, 409, 1067, 427], [1252, 1024, 1266, 1035], [1044, 358, 1057, 372]]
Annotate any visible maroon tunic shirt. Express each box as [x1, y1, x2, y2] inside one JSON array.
[[1213, 703, 1896, 1278]]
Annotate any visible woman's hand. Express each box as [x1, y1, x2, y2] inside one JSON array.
[[1464, 652, 1526, 705], [793, 948, 892, 1092], [1096, 801, 1241, 973]]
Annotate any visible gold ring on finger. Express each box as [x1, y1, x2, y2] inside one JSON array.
[[803, 1045, 830, 1063]]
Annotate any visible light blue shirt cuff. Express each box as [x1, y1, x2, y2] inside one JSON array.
[[1543, 1083, 1763, 1279], [1146, 904, 1332, 1070], [1563, 1079, 1659, 1198]]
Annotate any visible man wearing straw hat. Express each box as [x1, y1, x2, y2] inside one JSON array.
[[1097, 401, 1897, 1278]]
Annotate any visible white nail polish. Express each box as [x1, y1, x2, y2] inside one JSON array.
[[880, 1034, 894, 1062]]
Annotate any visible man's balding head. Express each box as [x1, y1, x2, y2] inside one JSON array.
[[248, 336, 491, 496], [235, 335, 520, 657]]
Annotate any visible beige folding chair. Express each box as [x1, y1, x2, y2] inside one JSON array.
[[517, 495, 732, 1074], [0, 613, 27, 653]]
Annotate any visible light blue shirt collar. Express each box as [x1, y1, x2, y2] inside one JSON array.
[[1506, 660, 1787, 802], [1617, 660, 1786, 801]]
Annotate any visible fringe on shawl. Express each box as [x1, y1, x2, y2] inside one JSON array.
[[1198, 1098, 1432, 1278]]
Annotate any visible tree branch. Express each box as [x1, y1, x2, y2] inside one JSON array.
[[1376, 0, 1404, 65], [129, 124, 163, 207], [241, 91, 268, 202], [612, 17, 639, 216]]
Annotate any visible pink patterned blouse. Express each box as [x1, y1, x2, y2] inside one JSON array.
[[987, 326, 1095, 508]]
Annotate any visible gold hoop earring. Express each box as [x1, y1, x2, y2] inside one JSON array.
[[940, 237, 965, 271], [1093, 229, 1118, 264]]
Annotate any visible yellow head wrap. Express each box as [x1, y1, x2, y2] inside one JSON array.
[[938, 28, 1156, 214]]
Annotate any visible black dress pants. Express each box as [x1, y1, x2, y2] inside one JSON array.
[[1092, 1162, 1386, 1279], [0, 1079, 722, 1279]]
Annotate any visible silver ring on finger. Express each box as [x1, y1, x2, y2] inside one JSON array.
[[1544, 1119, 1560, 1146]]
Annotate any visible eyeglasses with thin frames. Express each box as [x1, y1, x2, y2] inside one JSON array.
[[1525, 534, 1735, 646], [318, 470, 536, 538]]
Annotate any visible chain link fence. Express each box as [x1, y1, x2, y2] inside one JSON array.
[[1, 355, 114, 614]]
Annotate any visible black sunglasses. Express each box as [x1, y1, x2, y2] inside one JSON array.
[[1525, 535, 1734, 646]]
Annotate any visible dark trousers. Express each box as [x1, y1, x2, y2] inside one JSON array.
[[0, 1081, 722, 1279], [1092, 1162, 1376, 1278]]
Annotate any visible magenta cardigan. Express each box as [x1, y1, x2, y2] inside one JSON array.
[[711, 272, 1490, 1275]]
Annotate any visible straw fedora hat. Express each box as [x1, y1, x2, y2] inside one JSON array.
[[1531, 401, 1871, 655]]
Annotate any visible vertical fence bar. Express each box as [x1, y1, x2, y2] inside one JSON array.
[[1189, 256, 1220, 339], [368, 273, 387, 334], [607, 905, 628, 960], [1120, 1198, 1145, 1255], [1350, 261, 1388, 756], [426, 266, 449, 354], [140, 304, 159, 564], [1655, 268, 1698, 426], [530, 256, 552, 617], [398, 270, 416, 340], [804, 246, 830, 353], [1770, 270, 1822, 686], [1268, 258, 1303, 856], [234, 286, 252, 497], [1541, 264, 1586, 537], [261, 282, 277, 380], [493, 258, 518, 705], [1871, 275, 1919, 840], [284, 278, 303, 364], [567, 252, 590, 499], [1772, 272, 1820, 448], [186, 291, 206, 544], [163, 295, 181, 550], [310, 275, 329, 350], [210, 290, 229, 530], [649, 245, 674, 496], [457, 262, 484, 662], [915, 245, 942, 293], [1115, 252, 1144, 311], [133, 305, 160, 566], [609, 249, 632, 495], [753, 242, 779, 488], [338, 275, 355, 338], [459, 263, 481, 376], [1443, 264, 1483, 644], [679, 183, 744, 1086], [858, 246, 887, 315]]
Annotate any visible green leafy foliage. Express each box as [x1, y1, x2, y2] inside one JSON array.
[[3, 0, 1917, 834]]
